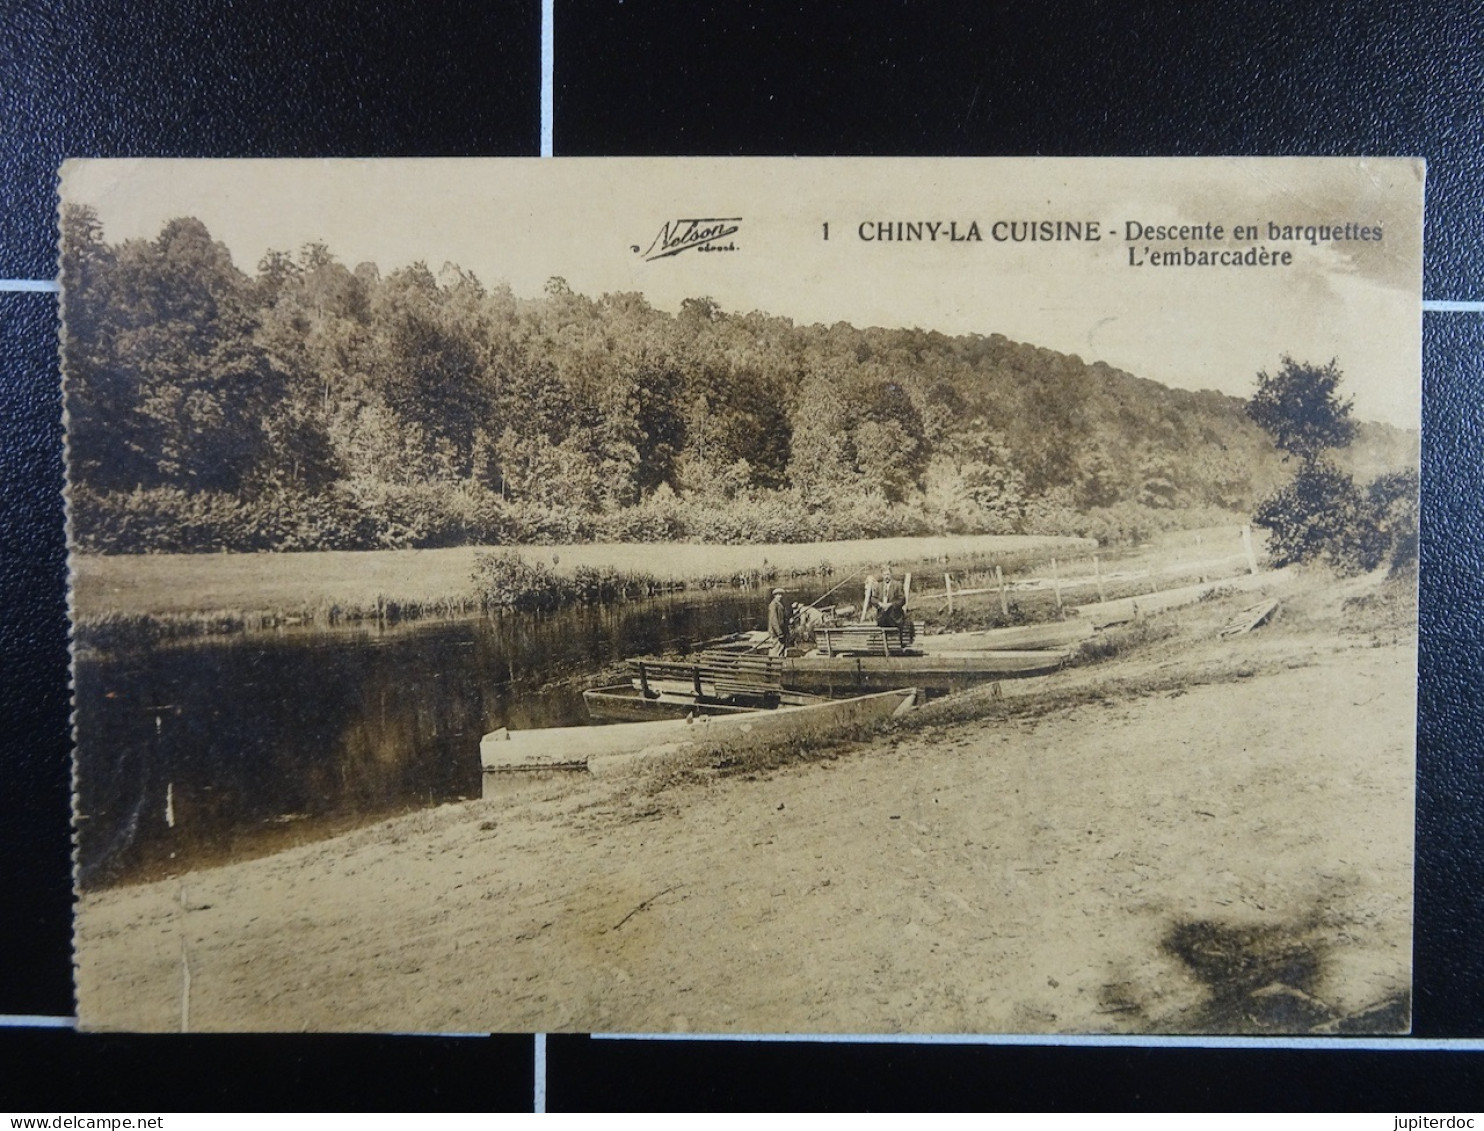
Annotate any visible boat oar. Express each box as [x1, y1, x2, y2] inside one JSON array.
[[807, 563, 870, 609]]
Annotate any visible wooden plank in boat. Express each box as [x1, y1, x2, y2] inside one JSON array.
[[583, 685, 761, 722]]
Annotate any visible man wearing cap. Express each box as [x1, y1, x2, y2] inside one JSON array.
[[767, 587, 793, 655]]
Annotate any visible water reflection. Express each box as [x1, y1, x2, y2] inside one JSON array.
[[74, 587, 779, 890]]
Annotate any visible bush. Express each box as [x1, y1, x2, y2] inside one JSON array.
[[72, 486, 252, 552], [1243, 356, 1417, 577], [1367, 468, 1420, 574], [472, 551, 666, 611], [594, 485, 686, 542], [471, 551, 568, 611], [1252, 459, 1390, 574], [71, 480, 518, 553], [75, 476, 1268, 558], [339, 481, 502, 549], [1020, 496, 1240, 547], [498, 500, 596, 544]]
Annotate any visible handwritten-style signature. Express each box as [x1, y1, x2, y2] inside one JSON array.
[[633, 217, 742, 261]]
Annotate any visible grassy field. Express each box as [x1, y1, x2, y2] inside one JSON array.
[[71, 533, 1090, 621]]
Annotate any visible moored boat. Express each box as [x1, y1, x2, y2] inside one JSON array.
[[919, 620, 1095, 653], [481, 686, 919, 789], [1072, 568, 1289, 628], [780, 649, 1068, 695]]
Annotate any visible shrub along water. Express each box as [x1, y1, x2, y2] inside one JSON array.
[[471, 552, 678, 612], [470, 551, 840, 613], [73, 592, 485, 652]]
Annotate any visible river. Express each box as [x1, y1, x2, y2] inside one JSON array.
[[73, 586, 785, 890]]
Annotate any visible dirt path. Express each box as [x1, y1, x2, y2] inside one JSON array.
[[76, 600, 1414, 1034]]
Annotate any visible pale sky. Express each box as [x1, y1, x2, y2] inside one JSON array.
[[62, 157, 1425, 429]]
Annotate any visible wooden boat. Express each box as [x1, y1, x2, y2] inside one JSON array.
[[583, 683, 828, 722], [481, 686, 920, 788], [622, 641, 1067, 699], [780, 650, 1068, 695], [621, 650, 784, 703], [1072, 568, 1289, 628], [919, 620, 1095, 653]]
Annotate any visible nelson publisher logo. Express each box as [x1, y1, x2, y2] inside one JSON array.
[[633, 217, 741, 261]]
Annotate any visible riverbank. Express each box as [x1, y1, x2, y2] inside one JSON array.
[[74, 567, 1416, 1034], [70, 533, 1091, 637]]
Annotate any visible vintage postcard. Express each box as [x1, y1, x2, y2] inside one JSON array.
[[63, 157, 1421, 1034]]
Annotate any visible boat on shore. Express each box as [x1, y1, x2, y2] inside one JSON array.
[[1072, 567, 1288, 627], [918, 620, 1095, 653], [481, 686, 920, 789]]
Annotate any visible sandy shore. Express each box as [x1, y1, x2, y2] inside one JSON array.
[[75, 576, 1415, 1034]]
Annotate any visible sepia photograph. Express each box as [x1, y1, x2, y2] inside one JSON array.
[[63, 157, 1421, 1034]]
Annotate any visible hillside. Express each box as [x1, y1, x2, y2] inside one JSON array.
[[61, 207, 1413, 552]]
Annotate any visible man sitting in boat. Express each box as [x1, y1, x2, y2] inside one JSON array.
[[767, 587, 794, 656], [876, 588, 908, 631], [793, 603, 829, 634], [869, 566, 905, 626]]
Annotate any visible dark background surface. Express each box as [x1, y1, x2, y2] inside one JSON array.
[[3, 0, 1481, 1110]]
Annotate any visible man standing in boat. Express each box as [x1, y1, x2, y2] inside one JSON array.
[[767, 587, 794, 656]]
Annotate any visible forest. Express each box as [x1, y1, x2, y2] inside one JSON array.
[[60, 206, 1415, 554]]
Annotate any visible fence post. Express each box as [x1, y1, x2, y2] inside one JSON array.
[[1094, 554, 1105, 602], [1051, 558, 1062, 612], [944, 572, 954, 615], [1242, 524, 1259, 574], [995, 565, 1008, 616]]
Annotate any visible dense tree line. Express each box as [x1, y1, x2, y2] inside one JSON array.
[[61, 208, 1407, 553]]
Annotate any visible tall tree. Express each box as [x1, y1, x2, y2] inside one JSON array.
[[60, 204, 140, 489], [68, 214, 279, 493], [253, 242, 369, 491], [1247, 356, 1357, 462], [1248, 358, 1381, 572]]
